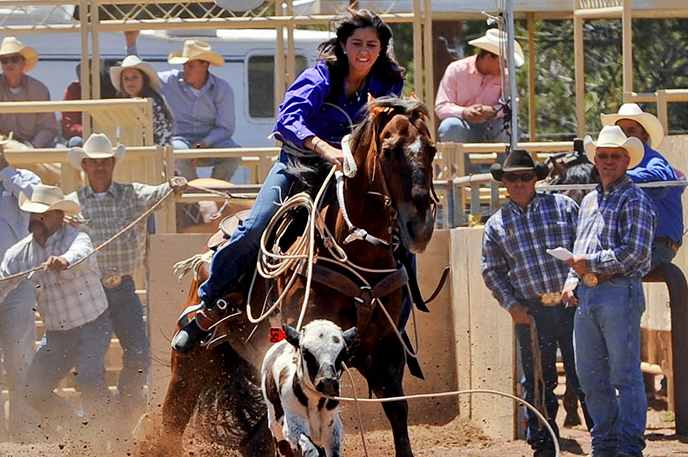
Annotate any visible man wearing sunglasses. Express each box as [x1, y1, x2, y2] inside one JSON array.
[[0, 37, 59, 149], [481, 149, 591, 457], [562, 125, 656, 457]]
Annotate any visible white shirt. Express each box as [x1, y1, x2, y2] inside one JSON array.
[[0, 224, 108, 331], [0, 166, 41, 259]]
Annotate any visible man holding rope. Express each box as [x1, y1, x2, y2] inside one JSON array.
[[481, 149, 591, 457], [65, 133, 187, 425], [0, 185, 112, 438], [0, 149, 40, 440], [562, 126, 656, 457]]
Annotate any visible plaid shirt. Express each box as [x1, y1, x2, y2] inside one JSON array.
[[0, 224, 107, 331], [67, 182, 170, 277], [565, 175, 656, 287], [482, 193, 579, 310]]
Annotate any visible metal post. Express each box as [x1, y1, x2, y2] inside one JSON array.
[[643, 264, 688, 436], [505, 0, 518, 151]]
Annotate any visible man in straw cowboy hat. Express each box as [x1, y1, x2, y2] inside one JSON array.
[[0, 184, 113, 437], [0, 36, 58, 148], [482, 149, 591, 457], [0, 148, 40, 440], [601, 102, 684, 270], [435, 28, 524, 144], [65, 133, 187, 426], [562, 125, 656, 457], [125, 31, 241, 182]]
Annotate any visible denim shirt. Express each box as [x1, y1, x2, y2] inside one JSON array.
[[627, 143, 684, 244], [0, 167, 40, 260], [272, 60, 404, 151]]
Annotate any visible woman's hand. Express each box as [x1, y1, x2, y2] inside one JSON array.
[[307, 136, 343, 168]]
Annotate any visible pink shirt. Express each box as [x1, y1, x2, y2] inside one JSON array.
[[434, 54, 503, 120]]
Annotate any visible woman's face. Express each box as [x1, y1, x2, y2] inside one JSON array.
[[121, 67, 145, 97], [341, 26, 381, 77]]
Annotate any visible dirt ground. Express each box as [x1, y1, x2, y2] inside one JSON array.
[[0, 404, 684, 457]]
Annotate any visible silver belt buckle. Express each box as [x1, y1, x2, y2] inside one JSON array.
[[102, 274, 123, 289], [540, 292, 561, 306]]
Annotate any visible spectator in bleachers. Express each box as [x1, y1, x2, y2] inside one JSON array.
[[0, 37, 59, 148], [61, 60, 118, 148], [65, 133, 187, 425], [0, 149, 39, 440], [110, 56, 174, 146], [435, 29, 524, 143], [125, 31, 240, 181], [0, 184, 112, 435], [601, 103, 684, 271]]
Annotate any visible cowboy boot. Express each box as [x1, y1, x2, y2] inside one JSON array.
[[171, 300, 228, 356]]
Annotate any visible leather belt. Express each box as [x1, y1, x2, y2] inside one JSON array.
[[539, 292, 562, 306], [102, 274, 129, 289], [656, 237, 680, 254], [582, 272, 622, 287]]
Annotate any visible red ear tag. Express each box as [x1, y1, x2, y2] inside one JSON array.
[[269, 327, 286, 343]]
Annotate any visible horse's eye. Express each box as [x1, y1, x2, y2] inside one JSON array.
[[381, 145, 394, 160]]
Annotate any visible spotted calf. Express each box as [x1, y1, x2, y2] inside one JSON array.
[[261, 320, 357, 457]]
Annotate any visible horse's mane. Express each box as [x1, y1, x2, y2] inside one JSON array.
[[349, 96, 429, 149]]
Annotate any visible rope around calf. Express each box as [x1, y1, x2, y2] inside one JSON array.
[[334, 362, 561, 457], [0, 188, 175, 283]]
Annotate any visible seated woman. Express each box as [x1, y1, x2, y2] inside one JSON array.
[[172, 8, 405, 354], [110, 55, 174, 146]]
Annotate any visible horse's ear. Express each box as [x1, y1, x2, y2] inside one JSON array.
[[367, 93, 375, 103], [553, 160, 566, 176], [283, 325, 300, 348], [342, 327, 357, 348], [408, 92, 420, 101]]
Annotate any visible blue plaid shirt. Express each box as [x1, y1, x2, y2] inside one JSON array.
[[482, 193, 579, 310], [565, 175, 656, 287]]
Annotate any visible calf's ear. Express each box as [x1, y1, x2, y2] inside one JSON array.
[[342, 327, 358, 348], [284, 324, 300, 348]]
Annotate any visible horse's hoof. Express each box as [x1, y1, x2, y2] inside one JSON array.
[[171, 320, 206, 356]]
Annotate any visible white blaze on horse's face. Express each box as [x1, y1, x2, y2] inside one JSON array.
[[407, 136, 422, 157], [286, 320, 357, 397]]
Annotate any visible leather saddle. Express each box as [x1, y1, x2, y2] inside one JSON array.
[[207, 209, 252, 250]]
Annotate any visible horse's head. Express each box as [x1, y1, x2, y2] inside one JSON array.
[[351, 97, 437, 253], [545, 147, 598, 204]]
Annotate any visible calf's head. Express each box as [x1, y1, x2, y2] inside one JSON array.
[[285, 320, 357, 397]]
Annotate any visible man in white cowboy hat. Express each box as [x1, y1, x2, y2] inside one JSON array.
[[0, 148, 40, 440], [125, 31, 240, 182], [482, 149, 592, 457], [65, 132, 187, 426], [0, 184, 113, 436], [435, 28, 524, 144], [562, 125, 656, 457], [601, 102, 684, 270], [0, 36, 59, 148]]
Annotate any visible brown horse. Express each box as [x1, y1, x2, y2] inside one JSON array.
[[160, 97, 437, 457]]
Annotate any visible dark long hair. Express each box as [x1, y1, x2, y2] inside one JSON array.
[[118, 70, 174, 125], [318, 8, 405, 100]]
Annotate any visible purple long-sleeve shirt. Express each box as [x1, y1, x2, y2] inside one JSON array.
[[272, 60, 403, 150]]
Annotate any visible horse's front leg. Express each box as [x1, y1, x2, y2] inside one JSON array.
[[361, 336, 414, 457]]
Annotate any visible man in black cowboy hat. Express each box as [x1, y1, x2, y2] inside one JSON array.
[[481, 149, 591, 457]]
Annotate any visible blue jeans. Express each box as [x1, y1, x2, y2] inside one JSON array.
[[574, 278, 646, 457], [199, 150, 294, 303], [0, 282, 36, 436], [173, 135, 241, 182], [103, 276, 150, 412], [66, 136, 83, 148], [26, 313, 112, 422], [437, 116, 506, 143]]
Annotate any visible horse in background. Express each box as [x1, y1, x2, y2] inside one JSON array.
[[544, 139, 597, 205]]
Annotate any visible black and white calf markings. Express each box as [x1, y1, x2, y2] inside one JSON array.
[[261, 320, 357, 457]]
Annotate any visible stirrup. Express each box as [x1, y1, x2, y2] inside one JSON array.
[[176, 302, 205, 328]]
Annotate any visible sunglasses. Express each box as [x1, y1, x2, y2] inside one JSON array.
[[595, 152, 627, 161], [0, 55, 23, 65], [502, 172, 536, 183]]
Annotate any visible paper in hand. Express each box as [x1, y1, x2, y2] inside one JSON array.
[[546, 247, 574, 261]]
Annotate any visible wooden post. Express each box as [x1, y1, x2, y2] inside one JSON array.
[[423, 0, 435, 137], [527, 13, 537, 141], [622, 0, 633, 94], [286, 0, 296, 87], [574, 14, 586, 137], [275, 5, 286, 120], [657, 89, 668, 135], [413, 0, 424, 100]]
